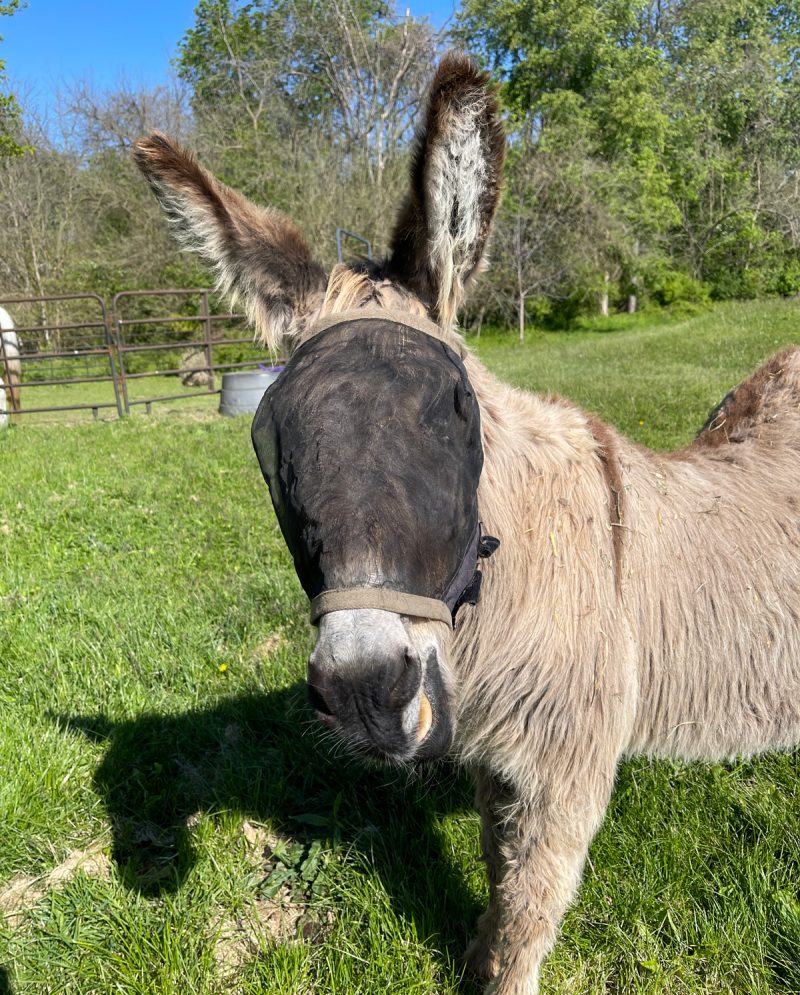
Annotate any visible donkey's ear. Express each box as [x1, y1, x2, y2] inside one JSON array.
[[387, 53, 505, 328], [133, 133, 327, 349]]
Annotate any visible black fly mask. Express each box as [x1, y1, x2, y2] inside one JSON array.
[[251, 311, 498, 628]]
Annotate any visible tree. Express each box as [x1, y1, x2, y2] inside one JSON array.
[[457, 0, 800, 316], [0, 0, 28, 157], [0, 82, 198, 306], [657, 0, 800, 295], [175, 0, 443, 264], [178, 0, 440, 186], [488, 147, 630, 336]]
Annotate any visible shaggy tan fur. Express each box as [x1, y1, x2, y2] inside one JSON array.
[[134, 52, 800, 995], [446, 351, 800, 991]]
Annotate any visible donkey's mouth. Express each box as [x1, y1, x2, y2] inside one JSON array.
[[416, 693, 433, 742], [307, 680, 446, 761]]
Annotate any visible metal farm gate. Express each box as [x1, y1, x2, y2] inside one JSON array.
[[0, 290, 275, 423]]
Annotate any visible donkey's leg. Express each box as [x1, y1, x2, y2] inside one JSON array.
[[8, 372, 21, 414], [464, 767, 515, 980], [484, 755, 621, 995]]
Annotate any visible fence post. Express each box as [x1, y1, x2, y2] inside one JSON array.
[[201, 290, 215, 393], [101, 297, 125, 418], [111, 294, 131, 415]]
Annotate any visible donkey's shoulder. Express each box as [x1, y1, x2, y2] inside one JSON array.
[[692, 346, 800, 450]]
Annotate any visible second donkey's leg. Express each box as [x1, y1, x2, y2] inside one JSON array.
[[8, 371, 21, 414]]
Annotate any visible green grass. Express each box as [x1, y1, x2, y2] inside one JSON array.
[[1, 299, 798, 994], [472, 298, 800, 450], [14, 374, 222, 424]]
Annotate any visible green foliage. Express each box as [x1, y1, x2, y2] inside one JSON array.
[[771, 259, 800, 298], [458, 0, 800, 327], [646, 265, 710, 310], [0, 0, 28, 157]]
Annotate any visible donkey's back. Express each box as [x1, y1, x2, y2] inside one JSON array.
[[624, 346, 800, 761]]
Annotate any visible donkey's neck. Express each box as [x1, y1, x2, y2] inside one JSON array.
[[464, 353, 600, 515]]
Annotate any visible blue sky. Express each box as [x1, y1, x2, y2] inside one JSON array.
[[1, 0, 458, 123]]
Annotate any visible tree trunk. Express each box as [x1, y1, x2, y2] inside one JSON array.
[[518, 293, 525, 342], [628, 242, 639, 316], [600, 271, 610, 317], [475, 305, 485, 339]]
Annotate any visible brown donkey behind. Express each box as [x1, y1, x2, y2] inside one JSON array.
[[134, 54, 800, 995]]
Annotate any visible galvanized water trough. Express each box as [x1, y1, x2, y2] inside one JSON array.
[[218, 368, 283, 416]]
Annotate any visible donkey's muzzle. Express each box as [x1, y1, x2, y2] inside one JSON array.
[[307, 648, 449, 760]]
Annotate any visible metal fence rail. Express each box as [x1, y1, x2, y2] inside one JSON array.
[[0, 289, 272, 423], [0, 293, 121, 419]]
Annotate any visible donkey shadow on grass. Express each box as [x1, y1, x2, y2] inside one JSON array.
[[60, 682, 484, 987], [56, 690, 800, 993], [0, 965, 12, 995]]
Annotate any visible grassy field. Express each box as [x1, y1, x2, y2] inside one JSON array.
[[1, 299, 799, 995], [13, 373, 225, 425]]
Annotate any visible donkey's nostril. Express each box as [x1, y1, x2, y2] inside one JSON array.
[[388, 649, 422, 709], [308, 683, 333, 717]]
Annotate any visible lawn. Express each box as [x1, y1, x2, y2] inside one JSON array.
[[12, 373, 223, 425], [1, 299, 798, 995]]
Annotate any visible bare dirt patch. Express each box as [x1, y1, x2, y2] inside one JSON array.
[[0, 843, 111, 927], [210, 820, 334, 982], [250, 629, 287, 662]]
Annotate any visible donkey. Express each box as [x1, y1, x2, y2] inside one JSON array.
[[0, 306, 21, 415], [134, 55, 800, 995]]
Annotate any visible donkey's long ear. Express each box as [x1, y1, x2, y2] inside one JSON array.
[[387, 53, 505, 328], [133, 133, 327, 349]]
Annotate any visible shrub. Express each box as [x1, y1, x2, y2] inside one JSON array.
[[649, 267, 710, 308]]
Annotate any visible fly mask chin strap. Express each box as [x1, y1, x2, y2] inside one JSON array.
[[251, 307, 500, 630]]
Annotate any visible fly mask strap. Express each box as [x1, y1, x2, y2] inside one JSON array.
[[309, 305, 464, 357], [310, 588, 454, 627], [308, 521, 499, 628]]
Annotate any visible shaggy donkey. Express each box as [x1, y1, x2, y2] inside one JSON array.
[[134, 55, 800, 995]]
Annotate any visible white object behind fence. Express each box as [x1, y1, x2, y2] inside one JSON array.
[[0, 306, 20, 416]]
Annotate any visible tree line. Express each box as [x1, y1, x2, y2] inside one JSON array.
[[1, 0, 799, 338]]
